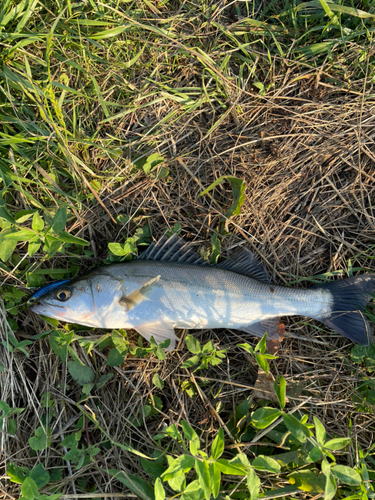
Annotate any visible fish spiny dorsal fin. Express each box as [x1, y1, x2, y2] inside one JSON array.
[[139, 233, 208, 265], [216, 248, 272, 283]]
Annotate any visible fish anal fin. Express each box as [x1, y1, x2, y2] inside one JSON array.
[[238, 317, 285, 342], [216, 248, 272, 283], [135, 322, 179, 351], [119, 275, 161, 311]]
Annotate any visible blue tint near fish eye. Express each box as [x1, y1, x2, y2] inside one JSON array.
[[28, 279, 71, 305]]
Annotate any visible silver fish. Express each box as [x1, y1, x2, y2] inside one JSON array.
[[29, 234, 374, 350]]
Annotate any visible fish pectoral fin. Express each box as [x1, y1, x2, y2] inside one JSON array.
[[119, 275, 161, 311], [135, 321, 179, 352], [238, 317, 285, 341]]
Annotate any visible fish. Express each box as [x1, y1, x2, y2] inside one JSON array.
[[29, 234, 375, 350]]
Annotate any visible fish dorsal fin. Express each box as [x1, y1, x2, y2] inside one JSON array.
[[216, 248, 272, 283], [139, 234, 207, 265]]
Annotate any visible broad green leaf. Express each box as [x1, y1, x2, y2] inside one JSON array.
[[252, 455, 281, 474], [107, 347, 126, 367], [282, 414, 310, 443], [313, 416, 326, 446], [29, 426, 51, 450], [288, 470, 325, 493], [161, 455, 195, 481], [152, 373, 164, 389], [67, 361, 95, 386], [165, 423, 183, 441], [331, 465, 362, 486], [5, 228, 35, 241], [247, 467, 260, 500], [251, 407, 281, 429], [7, 419, 17, 434], [181, 355, 201, 369], [210, 428, 224, 460], [215, 458, 247, 476], [21, 477, 39, 498], [180, 480, 205, 500], [58, 231, 89, 246], [274, 376, 286, 409], [52, 207, 67, 234], [210, 463, 221, 498], [61, 431, 81, 448], [306, 446, 323, 463], [30, 463, 50, 488], [0, 206, 15, 223], [140, 457, 166, 479], [154, 477, 165, 500], [324, 437, 351, 450], [107, 469, 154, 500], [50, 330, 73, 363], [195, 459, 211, 500], [181, 421, 200, 455], [185, 335, 201, 354], [32, 212, 44, 231]]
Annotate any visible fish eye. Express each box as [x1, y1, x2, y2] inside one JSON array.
[[56, 288, 72, 301]]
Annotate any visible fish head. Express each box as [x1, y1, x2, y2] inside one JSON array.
[[29, 273, 128, 328]]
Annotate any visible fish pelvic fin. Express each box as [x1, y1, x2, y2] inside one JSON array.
[[135, 322, 180, 351], [312, 274, 375, 345], [119, 275, 161, 311], [238, 317, 285, 341]]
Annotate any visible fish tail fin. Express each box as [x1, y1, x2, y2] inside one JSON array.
[[312, 274, 375, 345]]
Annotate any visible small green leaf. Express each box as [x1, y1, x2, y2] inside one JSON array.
[[324, 437, 351, 450], [255, 332, 267, 354], [0, 236, 17, 261], [306, 446, 323, 463], [210, 428, 224, 460], [254, 353, 270, 374], [238, 343, 254, 354], [313, 416, 326, 446], [210, 463, 221, 498], [195, 459, 211, 500], [7, 462, 29, 484], [331, 465, 362, 486], [155, 477, 165, 500], [161, 455, 195, 481], [322, 459, 336, 500], [28, 236, 41, 256], [180, 480, 205, 500], [247, 467, 260, 500], [152, 373, 164, 389], [29, 426, 51, 451], [21, 477, 39, 498], [32, 212, 44, 232], [67, 361, 95, 386], [252, 455, 281, 474], [251, 407, 281, 429], [282, 414, 310, 443], [181, 421, 200, 455], [96, 373, 113, 389], [58, 231, 89, 246], [274, 376, 286, 409], [185, 335, 201, 354], [50, 330, 73, 363], [215, 458, 247, 476], [52, 207, 67, 234], [107, 468, 154, 500]]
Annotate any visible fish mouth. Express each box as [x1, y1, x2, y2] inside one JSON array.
[[30, 301, 66, 319]]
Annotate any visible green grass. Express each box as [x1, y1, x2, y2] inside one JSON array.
[[1, 0, 375, 499]]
